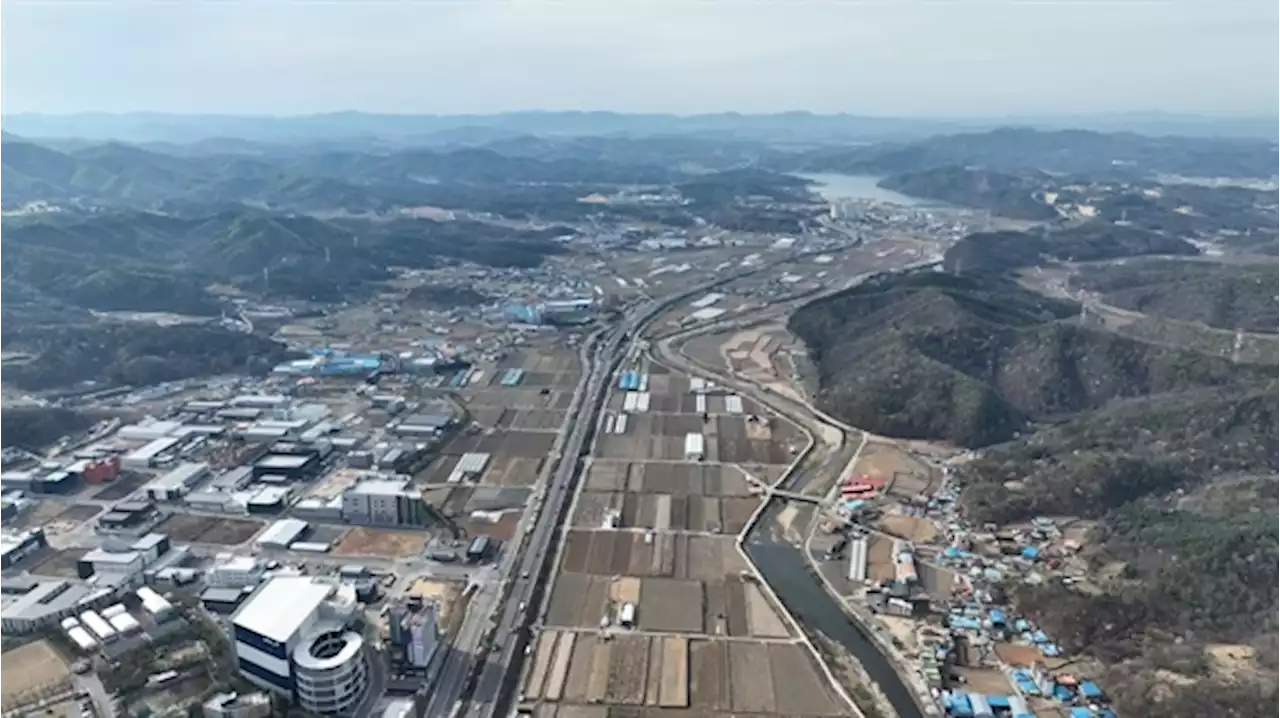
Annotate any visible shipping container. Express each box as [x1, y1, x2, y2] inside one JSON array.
[[695, 395, 707, 413], [635, 392, 651, 413], [60, 616, 80, 630], [723, 396, 744, 414]]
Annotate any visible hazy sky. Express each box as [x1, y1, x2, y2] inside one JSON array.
[[3, 0, 1277, 116]]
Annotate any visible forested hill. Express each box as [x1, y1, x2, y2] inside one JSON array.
[[787, 271, 1266, 447]]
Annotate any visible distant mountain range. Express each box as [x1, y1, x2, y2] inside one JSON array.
[[5, 110, 1278, 144]]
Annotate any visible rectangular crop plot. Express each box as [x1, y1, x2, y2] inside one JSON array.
[[585, 462, 631, 492], [508, 409, 568, 432], [768, 642, 845, 715], [544, 631, 576, 701], [637, 578, 703, 633], [727, 641, 776, 713], [714, 417, 794, 464], [744, 582, 791, 638], [605, 634, 650, 704], [688, 640, 729, 711], [658, 637, 690, 708], [524, 631, 558, 700]]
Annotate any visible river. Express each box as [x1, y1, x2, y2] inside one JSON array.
[[745, 486, 926, 718], [796, 172, 924, 206]]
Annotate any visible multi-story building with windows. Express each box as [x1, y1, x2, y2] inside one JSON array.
[[231, 576, 366, 714]]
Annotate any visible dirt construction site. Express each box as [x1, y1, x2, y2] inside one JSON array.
[[1, 640, 73, 709], [153, 514, 264, 545], [527, 359, 851, 718]]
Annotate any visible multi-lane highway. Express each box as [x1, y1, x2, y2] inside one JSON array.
[[460, 319, 632, 718], [442, 252, 828, 718]]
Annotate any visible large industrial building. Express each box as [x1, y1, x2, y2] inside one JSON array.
[[143, 462, 210, 502], [252, 453, 321, 481], [1, 529, 48, 570], [231, 576, 367, 714], [342, 479, 437, 527]]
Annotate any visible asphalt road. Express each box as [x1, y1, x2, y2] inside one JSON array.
[[423, 333, 607, 718], [448, 253, 825, 718], [462, 323, 630, 718]]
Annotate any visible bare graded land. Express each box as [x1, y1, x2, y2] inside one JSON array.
[[156, 514, 264, 545], [91, 471, 150, 501], [1, 640, 72, 707], [333, 527, 427, 557], [481, 456, 545, 487], [852, 441, 940, 498], [404, 578, 463, 628], [462, 511, 521, 542], [3, 500, 68, 530], [26, 549, 83, 578], [877, 514, 940, 543], [53, 504, 103, 523]]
